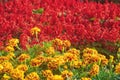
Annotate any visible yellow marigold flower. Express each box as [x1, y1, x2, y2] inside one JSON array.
[[0, 56, 9, 63], [67, 48, 80, 56], [42, 70, 53, 78], [10, 69, 24, 80], [61, 70, 73, 79], [63, 40, 71, 49], [8, 38, 19, 47], [46, 47, 55, 55], [47, 59, 59, 70], [101, 58, 108, 66], [30, 27, 41, 35], [2, 61, 13, 73], [83, 48, 98, 55], [5, 46, 14, 52], [89, 64, 99, 77], [54, 55, 65, 65], [70, 60, 82, 68], [48, 75, 63, 80], [17, 53, 30, 62], [52, 38, 63, 46], [16, 64, 28, 72], [115, 63, 120, 74], [1, 74, 10, 80], [25, 72, 40, 80], [81, 77, 91, 80], [64, 52, 78, 62], [30, 58, 42, 67]]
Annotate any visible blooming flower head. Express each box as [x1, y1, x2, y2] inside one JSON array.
[[48, 75, 63, 80], [8, 38, 19, 47], [81, 77, 91, 80], [16, 64, 28, 72], [63, 40, 71, 49], [17, 53, 30, 62], [61, 70, 73, 79], [10, 69, 24, 80], [46, 47, 55, 55], [42, 70, 53, 78], [5, 46, 14, 52], [30, 58, 42, 67], [7, 52, 15, 59], [115, 63, 120, 74], [2, 61, 13, 73], [30, 27, 41, 35], [25, 72, 40, 80], [67, 48, 80, 56], [89, 64, 99, 77]]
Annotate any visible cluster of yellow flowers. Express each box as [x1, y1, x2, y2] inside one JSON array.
[[82, 48, 108, 66], [0, 37, 120, 80]]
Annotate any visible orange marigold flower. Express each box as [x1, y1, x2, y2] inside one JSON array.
[[46, 47, 55, 55], [10, 69, 24, 80], [30, 27, 41, 35], [25, 72, 40, 80], [0, 56, 9, 63], [17, 53, 30, 62], [2, 61, 13, 73], [89, 64, 99, 77], [8, 38, 19, 47], [5, 46, 14, 52], [61, 70, 73, 79], [30, 58, 42, 67], [42, 70, 53, 78], [16, 64, 28, 72]]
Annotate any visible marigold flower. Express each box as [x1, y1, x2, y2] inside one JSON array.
[[47, 59, 59, 70], [17, 53, 30, 62], [8, 38, 19, 47], [42, 70, 53, 78], [10, 69, 24, 80], [64, 52, 78, 62], [48, 75, 63, 80], [63, 40, 71, 49], [16, 64, 28, 72], [70, 60, 82, 68], [115, 63, 120, 74], [89, 64, 99, 77], [67, 48, 80, 56], [25, 72, 40, 80], [46, 47, 55, 55], [30, 58, 42, 67], [2, 61, 13, 73], [61, 70, 73, 79], [30, 27, 41, 35], [0, 56, 9, 63], [81, 77, 91, 80], [5, 46, 14, 52]]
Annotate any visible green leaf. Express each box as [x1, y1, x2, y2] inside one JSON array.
[[33, 8, 44, 14]]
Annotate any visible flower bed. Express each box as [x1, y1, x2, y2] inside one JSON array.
[[0, 0, 120, 80]]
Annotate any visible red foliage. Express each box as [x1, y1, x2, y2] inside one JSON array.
[[0, 0, 120, 49]]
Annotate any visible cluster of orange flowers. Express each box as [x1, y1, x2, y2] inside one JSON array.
[[0, 27, 120, 80]]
